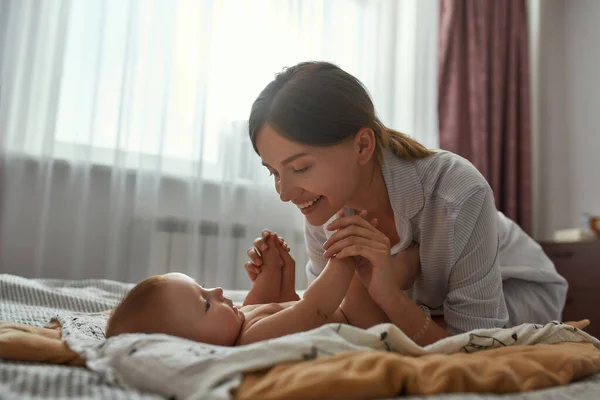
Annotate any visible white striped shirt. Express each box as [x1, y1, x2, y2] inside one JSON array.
[[305, 149, 568, 334]]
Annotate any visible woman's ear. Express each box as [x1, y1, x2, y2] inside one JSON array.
[[354, 127, 376, 165]]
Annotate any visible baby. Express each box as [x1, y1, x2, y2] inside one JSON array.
[[106, 235, 355, 346]]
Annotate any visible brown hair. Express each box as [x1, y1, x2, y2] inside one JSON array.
[[105, 275, 170, 338], [249, 61, 435, 162]]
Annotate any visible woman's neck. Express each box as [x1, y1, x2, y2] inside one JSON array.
[[346, 159, 393, 219]]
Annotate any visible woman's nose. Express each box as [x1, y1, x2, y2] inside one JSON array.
[[277, 179, 295, 203], [279, 189, 292, 202]]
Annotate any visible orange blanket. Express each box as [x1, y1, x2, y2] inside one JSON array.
[[238, 342, 600, 399], [0, 322, 84, 366], [1, 321, 599, 399]]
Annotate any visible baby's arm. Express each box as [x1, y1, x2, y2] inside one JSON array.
[[237, 254, 356, 345], [243, 236, 283, 306]]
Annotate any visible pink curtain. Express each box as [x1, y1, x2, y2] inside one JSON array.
[[438, 0, 532, 233]]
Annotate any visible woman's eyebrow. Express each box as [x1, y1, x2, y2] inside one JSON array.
[[262, 152, 311, 169]]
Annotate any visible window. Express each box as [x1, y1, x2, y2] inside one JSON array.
[[4, 0, 438, 180]]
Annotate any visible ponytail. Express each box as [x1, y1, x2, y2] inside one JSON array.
[[374, 121, 436, 163]]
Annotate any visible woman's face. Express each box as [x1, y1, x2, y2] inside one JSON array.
[[255, 124, 365, 226]]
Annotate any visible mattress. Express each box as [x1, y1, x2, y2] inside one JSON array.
[[2, 273, 600, 400]]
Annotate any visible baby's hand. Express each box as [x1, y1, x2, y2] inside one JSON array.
[[244, 232, 289, 282]]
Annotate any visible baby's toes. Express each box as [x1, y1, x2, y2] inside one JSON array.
[[262, 236, 283, 267]]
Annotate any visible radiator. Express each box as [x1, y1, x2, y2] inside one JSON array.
[[126, 217, 308, 290]]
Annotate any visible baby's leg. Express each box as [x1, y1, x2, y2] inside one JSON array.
[[276, 239, 300, 302], [340, 274, 390, 329], [243, 236, 283, 306]]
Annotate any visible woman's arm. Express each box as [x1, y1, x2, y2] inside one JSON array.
[[375, 288, 451, 345], [340, 273, 390, 329], [304, 217, 330, 285], [380, 185, 506, 342], [441, 186, 508, 333], [321, 212, 452, 346]]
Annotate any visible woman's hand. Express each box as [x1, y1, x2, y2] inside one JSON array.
[[322, 210, 420, 302], [393, 243, 421, 289], [244, 229, 290, 282]]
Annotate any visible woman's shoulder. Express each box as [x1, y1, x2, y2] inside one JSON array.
[[414, 150, 492, 206]]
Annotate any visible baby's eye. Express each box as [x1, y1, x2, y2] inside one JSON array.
[[268, 170, 279, 178], [205, 300, 211, 311]]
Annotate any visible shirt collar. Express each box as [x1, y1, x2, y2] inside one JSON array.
[[329, 148, 426, 229], [380, 148, 425, 219]]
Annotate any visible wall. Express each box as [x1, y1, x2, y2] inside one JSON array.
[[564, 0, 600, 231], [530, 0, 600, 241]]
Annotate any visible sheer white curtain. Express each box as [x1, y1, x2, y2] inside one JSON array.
[[0, 0, 438, 288]]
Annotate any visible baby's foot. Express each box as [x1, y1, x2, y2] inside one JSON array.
[[261, 236, 284, 269]]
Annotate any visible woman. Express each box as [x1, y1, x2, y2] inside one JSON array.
[[245, 61, 567, 345]]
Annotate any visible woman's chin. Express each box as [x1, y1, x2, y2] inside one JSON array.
[[304, 209, 336, 227]]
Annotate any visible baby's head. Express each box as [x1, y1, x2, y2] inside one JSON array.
[[106, 273, 244, 346]]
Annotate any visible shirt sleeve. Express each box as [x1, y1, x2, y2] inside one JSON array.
[[303, 219, 329, 286], [443, 186, 509, 334]]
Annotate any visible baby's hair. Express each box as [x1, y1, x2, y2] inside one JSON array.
[[105, 275, 171, 338]]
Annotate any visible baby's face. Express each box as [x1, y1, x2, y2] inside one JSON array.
[[161, 273, 245, 346]]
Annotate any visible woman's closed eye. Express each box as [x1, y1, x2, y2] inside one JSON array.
[[293, 166, 310, 173]]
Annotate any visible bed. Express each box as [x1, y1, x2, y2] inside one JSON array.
[[2, 273, 600, 400]]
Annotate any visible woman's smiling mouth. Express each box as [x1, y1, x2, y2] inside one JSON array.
[[296, 195, 323, 214]]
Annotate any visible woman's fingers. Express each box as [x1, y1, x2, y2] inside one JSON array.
[[247, 247, 263, 266], [326, 213, 379, 233], [323, 235, 386, 258], [335, 243, 386, 267], [323, 224, 385, 250]]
